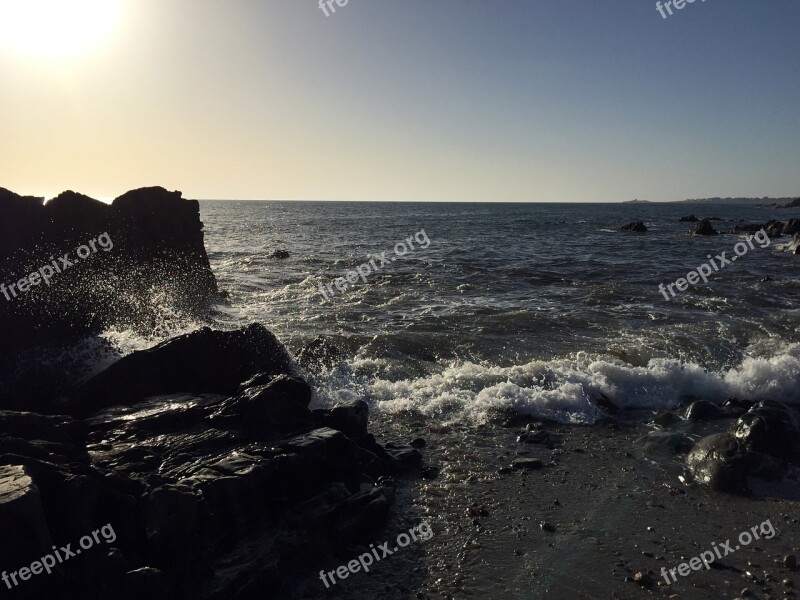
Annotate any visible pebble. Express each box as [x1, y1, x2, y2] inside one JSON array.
[[512, 458, 543, 470], [786, 555, 798, 569], [540, 521, 556, 533]]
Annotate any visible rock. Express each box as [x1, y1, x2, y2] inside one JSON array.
[[269, 249, 290, 259], [409, 437, 426, 449], [235, 371, 280, 394], [685, 400, 725, 422], [517, 430, 552, 445], [621, 221, 647, 232], [140, 485, 204, 571], [784, 219, 800, 236], [733, 400, 800, 463], [780, 198, 800, 208], [512, 458, 544, 470], [679, 215, 699, 222], [540, 521, 556, 532], [0, 410, 82, 446], [80, 388, 404, 597], [654, 411, 681, 428], [685, 433, 750, 494], [785, 555, 797, 569], [0, 186, 218, 355], [383, 442, 424, 470], [633, 571, 653, 587], [0, 465, 57, 571], [358, 435, 422, 472], [685, 430, 788, 495], [124, 567, 177, 600], [689, 219, 718, 236], [296, 336, 341, 371], [636, 431, 693, 454], [72, 324, 295, 415], [213, 374, 313, 435], [312, 400, 369, 440], [730, 223, 769, 235]]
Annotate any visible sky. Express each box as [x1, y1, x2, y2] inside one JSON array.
[[0, 0, 799, 202]]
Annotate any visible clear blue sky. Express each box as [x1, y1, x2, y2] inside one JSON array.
[[1, 0, 798, 201]]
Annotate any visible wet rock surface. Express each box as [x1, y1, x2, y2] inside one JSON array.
[[0, 187, 218, 353], [0, 325, 421, 600], [0, 187, 222, 412], [685, 401, 800, 495], [71, 324, 294, 416]]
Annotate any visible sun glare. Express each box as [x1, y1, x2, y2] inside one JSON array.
[[0, 0, 124, 59]]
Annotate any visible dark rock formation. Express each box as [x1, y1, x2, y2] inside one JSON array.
[[688, 219, 718, 236], [71, 324, 293, 416], [728, 220, 795, 237], [685, 433, 751, 494], [785, 219, 800, 236], [0, 325, 419, 599], [678, 215, 699, 222], [729, 223, 768, 235], [620, 221, 647, 233], [686, 401, 800, 495], [0, 186, 218, 354], [733, 400, 800, 463], [269, 249, 290, 259], [779, 198, 800, 208]]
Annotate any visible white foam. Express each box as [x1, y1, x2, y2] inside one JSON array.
[[312, 343, 800, 424]]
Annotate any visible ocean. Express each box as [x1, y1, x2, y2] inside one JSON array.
[[101, 201, 800, 425]]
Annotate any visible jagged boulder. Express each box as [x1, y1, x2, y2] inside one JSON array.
[[72, 324, 294, 415], [0, 186, 218, 355]]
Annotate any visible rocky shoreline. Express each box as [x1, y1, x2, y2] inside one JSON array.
[[1, 325, 424, 599], [1, 189, 798, 599]]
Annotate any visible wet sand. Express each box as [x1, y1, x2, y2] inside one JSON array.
[[297, 416, 800, 600]]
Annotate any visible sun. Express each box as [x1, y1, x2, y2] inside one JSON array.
[[0, 0, 124, 59]]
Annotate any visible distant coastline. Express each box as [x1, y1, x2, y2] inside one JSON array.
[[623, 197, 798, 205], [681, 196, 798, 205]]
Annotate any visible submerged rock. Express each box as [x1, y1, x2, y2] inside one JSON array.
[[620, 221, 647, 232], [688, 219, 718, 236]]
